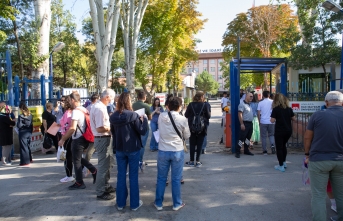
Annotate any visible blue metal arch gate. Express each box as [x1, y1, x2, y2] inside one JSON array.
[[229, 58, 287, 153]]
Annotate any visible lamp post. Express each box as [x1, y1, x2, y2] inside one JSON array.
[[322, 0, 343, 89], [49, 42, 65, 99]]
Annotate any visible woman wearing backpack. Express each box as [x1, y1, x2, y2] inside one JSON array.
[[184, 91, 211, 167]]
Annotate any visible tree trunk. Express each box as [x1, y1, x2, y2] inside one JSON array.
[[121, 0, 149, 99], [89, 0, 120, 92], [12, 20, 24, 79], [33, 0, 51, 99]]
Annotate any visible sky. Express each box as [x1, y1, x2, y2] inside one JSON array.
[[62, 0, 275, 49]]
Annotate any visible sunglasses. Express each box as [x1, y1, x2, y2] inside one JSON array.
[[60, 100, 65, 102]]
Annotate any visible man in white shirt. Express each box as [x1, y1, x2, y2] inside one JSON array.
[[90, 89, 116, 200], [221, 92, 229, 109], [58, 91, 97, 190], [257, 91, 275, 155]]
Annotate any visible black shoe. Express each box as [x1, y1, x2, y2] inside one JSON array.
[[201, 149, 205, 154], [271, 145, 276, 154], [235, 153, 240, 158], [46, 151, 54, 154], [68, 182, 86, 190], [97, 192, 115, 200], [105, 186, 116, 193], [244, 152, 254, 156], [92, 169, 97, 184]]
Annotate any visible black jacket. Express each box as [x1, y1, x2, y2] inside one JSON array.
[[110, 110, 148, 152], [0, 113, 16, 146], [17, 114, 33, 132], [185, 101, 211, 135]]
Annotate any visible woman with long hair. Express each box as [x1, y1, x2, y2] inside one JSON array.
[[110, 92, 148, 211], [250, 93, 260, 149], [149, 98, 164, 151], [154, 97, 190, 211], [270, 94, 295, 172], [0, 105, 16, 165], [17, 102, 33, 166], [59, 96, 75, 183], [184, 91, 211, 167], [42, 102, 58, 153]]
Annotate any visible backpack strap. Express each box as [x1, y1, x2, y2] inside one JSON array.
[[167, 112, 183, 141], [191, 102, 205, 116], [74, 107, 86, 137]]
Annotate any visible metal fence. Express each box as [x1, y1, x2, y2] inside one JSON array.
[[286, 92, 326, 148]]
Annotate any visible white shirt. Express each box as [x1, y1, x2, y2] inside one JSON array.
[[158, 111, 190, 152], [257, 98, 273, 124], [71, 106, 87, 139], [221, 97, 229, 108], [90, 101, 111, 136]]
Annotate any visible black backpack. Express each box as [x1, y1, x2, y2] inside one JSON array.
[[190, 103, 205, 134]]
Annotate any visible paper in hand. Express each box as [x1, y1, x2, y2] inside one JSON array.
[[135, 108, 145, 116], [153, 130, 159, 143], [47, 122, 60, 136]]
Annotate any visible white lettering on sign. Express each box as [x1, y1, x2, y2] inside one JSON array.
[[155, 93, 166, 106], [196, 48, 223, 53], [289, 101, 325, 113]]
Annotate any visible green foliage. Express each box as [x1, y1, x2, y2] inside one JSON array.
[[195, 71, 219, 94], [288, 1, 342, 77], [136, 0, 205, 95], [0, 0, 17, 21]]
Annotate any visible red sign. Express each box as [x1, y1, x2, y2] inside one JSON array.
[[291, 103, 300, 111]]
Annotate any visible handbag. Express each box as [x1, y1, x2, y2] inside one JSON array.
[[167, 112, 188, 153], [43, 134, 54, 149]]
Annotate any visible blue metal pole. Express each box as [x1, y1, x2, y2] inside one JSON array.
[[230, 61, 236, 153], [49, 75, 53, 100], [14, 76, 19, 107], [280, 64, 287, 95], [41, 75, 46, 108], [57, 90, 61, 100], [331, 63, 336, 91], [5, 50, 14, 106]]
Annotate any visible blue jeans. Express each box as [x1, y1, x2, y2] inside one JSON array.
[[155, 150, 184, 208], [150, 121, 158, 151], [116, 150, 140, 209], [140, 129, 149, 162], [202, 135, 207, 150]]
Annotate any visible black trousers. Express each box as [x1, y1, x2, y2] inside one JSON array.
[[63, 137, 73, 177], [274, 130, 292, 166], [189, 133, 205, 162], [71, 136, 96, 184], [236, 121, 253, 153], [19, 129, 32, 165]]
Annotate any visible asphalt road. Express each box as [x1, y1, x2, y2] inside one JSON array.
[[0, 100, 336, 221]]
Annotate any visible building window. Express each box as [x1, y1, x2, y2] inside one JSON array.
[[203, 68, 207, 72], [203, 60, 208, 64], [194, 68, 199, 73], [210, 59, 215, 64], [218, 59, 223, 63], [210, 67, 215, 72], [218, 75, 222, 79], [188, 68, 193, 74], [212, 75, 216, 80], [219, 83, 223, 88]]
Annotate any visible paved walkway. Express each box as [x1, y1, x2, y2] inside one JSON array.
[[0, 100, 336, 221]]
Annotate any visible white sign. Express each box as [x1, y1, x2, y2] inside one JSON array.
[[196, 48, 223, 53], [155, 93, 166, 106], [290, 101, 325, 113]]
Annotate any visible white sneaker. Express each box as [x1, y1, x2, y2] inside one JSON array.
[[60, 176, 75, 183], [331, 205, 337, 213], [131, 200, 143, 211]]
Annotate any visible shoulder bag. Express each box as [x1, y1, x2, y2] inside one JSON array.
[[167, 112, 188, 153]]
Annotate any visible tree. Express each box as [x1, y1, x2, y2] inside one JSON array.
[[0, 0, 17, 43], [222, 4, 300, 89], [287, 1, 343, 91], [32, 0, 52, 98], [121, 0, 149, 97], [195, 71, 219, 95], [136, 0, 205, 101], [50, 0, 81, 87], [88, 0, 121, 91]]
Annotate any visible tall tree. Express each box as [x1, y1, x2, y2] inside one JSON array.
[[121, 0, 149, 97], [195, 71, 219, 95], [222, 4, 300, 88], [32, 0, 51, 98], [136, 0, 204, 101], [88, 0, 121, 91], [0, 0, 17, 43]]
